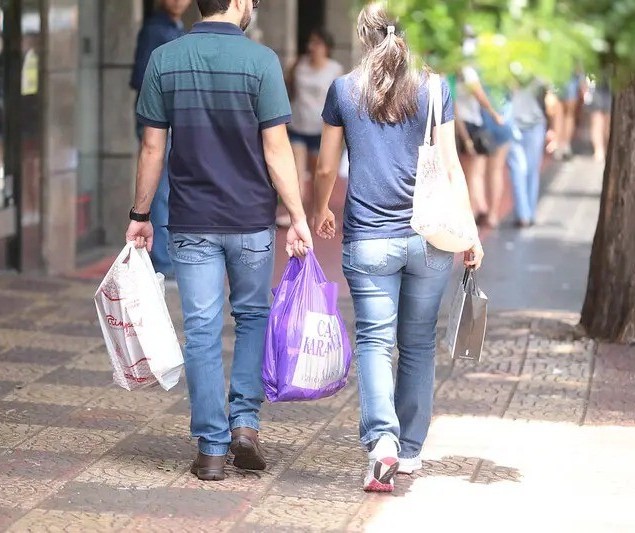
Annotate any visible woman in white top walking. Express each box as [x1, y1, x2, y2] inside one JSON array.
[[277, 29, 343, 227]]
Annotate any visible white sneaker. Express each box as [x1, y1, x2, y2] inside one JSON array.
[[397, 455, 423, 475], [363, 435, 399, 492]]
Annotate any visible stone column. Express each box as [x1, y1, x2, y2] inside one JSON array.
[[182, 2, 201, 29], [325, 0, 358, 71], [256, 0, 297, 66], [41, 0, 80, 274], [98, 0, 143, 246]]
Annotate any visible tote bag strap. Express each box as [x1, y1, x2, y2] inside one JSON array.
[[423, 73, 437, 145], [432, 73, 443, 139]]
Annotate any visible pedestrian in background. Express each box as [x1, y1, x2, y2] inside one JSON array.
[[127, 0, 312, 483], [585, 66, 612, 163], [277, 28, 343, 227], [506, 77, 548, 227], [455, 57, 506, 227], [313, 2, 483, 492], [130, 0, 191, 277], [553, 65, 586, 160]]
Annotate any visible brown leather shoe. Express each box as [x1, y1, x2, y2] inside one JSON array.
[[230, 428, 266, 471], [190, 452, 227, 481]]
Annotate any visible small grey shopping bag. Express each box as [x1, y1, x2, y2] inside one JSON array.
[[445, 268, 488, 362]]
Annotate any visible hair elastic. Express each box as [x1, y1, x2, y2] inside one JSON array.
[[387, 25, 395, 35]]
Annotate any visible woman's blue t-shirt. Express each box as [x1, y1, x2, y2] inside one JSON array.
[[322, 72, 455, 243]]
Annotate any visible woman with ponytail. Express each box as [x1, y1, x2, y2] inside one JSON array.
[[313, 2, 484, 492]]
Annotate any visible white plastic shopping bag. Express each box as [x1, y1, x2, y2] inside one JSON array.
[[94, 243, 183, 391]]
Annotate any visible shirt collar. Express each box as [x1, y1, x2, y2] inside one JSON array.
[[190, 21, 245, 36]]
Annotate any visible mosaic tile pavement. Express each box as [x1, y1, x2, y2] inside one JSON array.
[[0, 274, 633, 532]]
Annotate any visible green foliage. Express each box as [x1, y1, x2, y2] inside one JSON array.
[[355, 0, 633, 88]]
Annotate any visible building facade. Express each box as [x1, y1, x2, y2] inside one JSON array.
[[0, 0, 357, 274]]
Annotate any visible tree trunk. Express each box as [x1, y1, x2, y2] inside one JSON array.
[[580, 77, 635, 343]]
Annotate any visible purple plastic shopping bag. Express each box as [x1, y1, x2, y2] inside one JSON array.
[[263, 250, 352, 402]]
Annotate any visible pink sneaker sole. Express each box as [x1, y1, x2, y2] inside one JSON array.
[[363, 457, 399, 493]]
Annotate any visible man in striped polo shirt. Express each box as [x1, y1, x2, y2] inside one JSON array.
[[126, 0, 312, 482]]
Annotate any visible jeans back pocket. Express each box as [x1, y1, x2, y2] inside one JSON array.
[[240, 228, 275, 270], [347, 239, 390, 274], [423, 240, 454, 271]]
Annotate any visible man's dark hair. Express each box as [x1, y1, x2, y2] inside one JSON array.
[[197, 0, 231, 17]]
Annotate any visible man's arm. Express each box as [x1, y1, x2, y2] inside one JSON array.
[[262, 124, 304, 223], [125, 127, 167, 251], [262, 124, 313, 256], [133, 126, 167, 213]]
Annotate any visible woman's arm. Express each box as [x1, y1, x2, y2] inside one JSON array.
[[313, 123, 345, 239], [435, 119, 484, 269], [468, 81, 504, 125], [454, 110, 476, 155]]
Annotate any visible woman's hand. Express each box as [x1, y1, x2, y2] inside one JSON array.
[[314, 209, 336, 240], [464, 241, 484, 270]]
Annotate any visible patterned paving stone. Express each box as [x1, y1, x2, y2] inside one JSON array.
[[3, 383, 107, 407], [124, 517, 235, 532], [17, 427, 122, 456], [36, 366, 113, 387], [137, 413, 190, 437], [0, 449, 92, 480], [259, 421, 319, 447], [171, 464, 272, 493], [40, 482, 254, 519], [0, 401, 75, 425], [1, 363, 60, 385], [241, 496, 353, 531], [84, 387, 182, 413], [40, 322, 102, 338], [0, 296, 32, 319], [75, 454, 189, 489], [112, 433, 195, 461], [7, 509, 132, 532], [0, 380, 20, 397], [0, 347, 77, 365], [0, 423, 45, 449], [0, 479, 68, 510], [0, 507, 25, 531], [51, 407, 147, 432], [164, 395, 191, 416], [0, 329, 103, 354], [0, 278, 69, 294], [270, 470, 363, 503], [67, 351, 113, 372]]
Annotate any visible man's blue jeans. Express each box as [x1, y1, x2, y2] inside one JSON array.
[[150, 135, 174, 277], [507, 123, 547, 222], [168, 228, 275, 456], [343, 235, 453, 459]]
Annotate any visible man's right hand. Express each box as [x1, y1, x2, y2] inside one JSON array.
[[126, 221, 154, 252], [286, 218, 313, 258]]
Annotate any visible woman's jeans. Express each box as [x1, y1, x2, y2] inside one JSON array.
[[168, 228, 275, 456], [507, 123, 547, 222], [343, 235, 453, 459]]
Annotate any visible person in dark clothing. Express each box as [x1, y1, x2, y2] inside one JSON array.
[[130, 0, 191, 276]]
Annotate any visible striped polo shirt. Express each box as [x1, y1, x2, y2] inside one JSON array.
[[136, 22, 291, 234]]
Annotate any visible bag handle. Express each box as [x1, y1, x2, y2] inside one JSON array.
[[423, 73, 443, 146], [462, 267, 480, 295]]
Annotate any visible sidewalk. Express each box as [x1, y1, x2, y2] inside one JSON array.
[[1, 155, 634, 532]]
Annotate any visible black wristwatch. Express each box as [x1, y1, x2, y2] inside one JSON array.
[[129, 207, 151, 222]]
